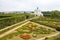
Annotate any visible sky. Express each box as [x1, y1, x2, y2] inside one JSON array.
[[0, 0, 60, 12]]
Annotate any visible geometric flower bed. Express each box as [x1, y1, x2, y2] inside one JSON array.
[[30, 17, 60, 31], [0, 22, 56, 40]]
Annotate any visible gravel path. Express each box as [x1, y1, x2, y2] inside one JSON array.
[[37, 32, 60, 40], [31, 22, 60, 40], [0, 21, 30, 38], [0, 16, 39, 38]]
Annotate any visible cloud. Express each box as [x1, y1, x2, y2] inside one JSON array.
[[35, 0, 60, 11], [0, 0, 36, 12], [0, 0, 60, 12]]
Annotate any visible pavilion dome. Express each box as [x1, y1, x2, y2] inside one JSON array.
[[34, 7, 43, 16]]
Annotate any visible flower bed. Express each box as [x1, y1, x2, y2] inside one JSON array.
[[20, 34, 30, 39], [0, 22, 56, 40], [30, 17, 60, 31]]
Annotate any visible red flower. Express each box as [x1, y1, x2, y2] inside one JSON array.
[[20, 35, 30, 39]]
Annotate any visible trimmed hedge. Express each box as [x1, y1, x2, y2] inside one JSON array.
[[0, 13, 35, 29]]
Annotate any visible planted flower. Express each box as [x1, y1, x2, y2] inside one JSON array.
[[20, 34, 30, 40], [29, 23, 37, 28]]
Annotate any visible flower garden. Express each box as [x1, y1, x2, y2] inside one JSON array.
[[30, 17, 60, 31], [0, 22, 56, 40]]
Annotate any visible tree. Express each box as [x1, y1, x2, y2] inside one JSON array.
[[51, 10, 60, 18]]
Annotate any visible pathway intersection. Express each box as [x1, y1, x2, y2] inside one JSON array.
[[0, 17, 60, 40]]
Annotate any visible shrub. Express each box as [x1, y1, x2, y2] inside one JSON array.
[[56, 26, 60, 31]]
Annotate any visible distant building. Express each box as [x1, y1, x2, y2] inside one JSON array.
[[34, 7, 43, 16]]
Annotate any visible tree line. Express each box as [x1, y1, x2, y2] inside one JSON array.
[[42, 10, 60, 18]]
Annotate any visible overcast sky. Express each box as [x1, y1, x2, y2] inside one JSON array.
[[0, 0, 60, 12]]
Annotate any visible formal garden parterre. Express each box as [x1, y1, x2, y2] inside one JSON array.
[[0, 22, 57, 40]]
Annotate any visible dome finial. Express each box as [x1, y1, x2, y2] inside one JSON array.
[[37, 7, 39, 10]]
